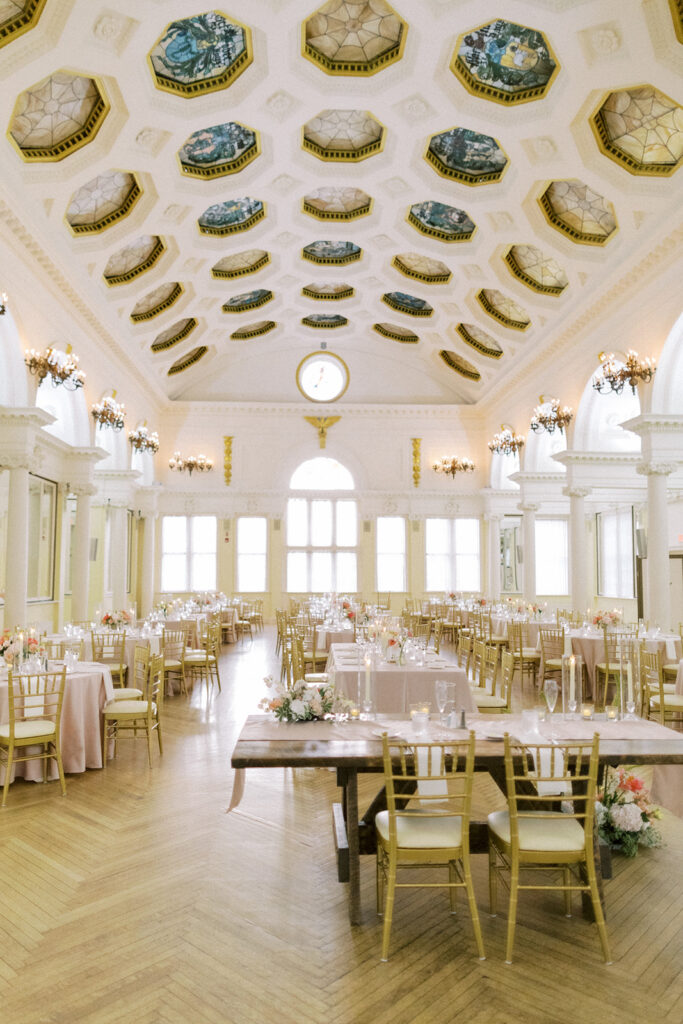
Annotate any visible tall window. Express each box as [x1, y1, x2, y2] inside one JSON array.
[[161, 516, 217, 592], [286, 499, 357, 592], [237, 517, 267, 592], [376, 517, 406, 592], [535, 519, 569, 595], [597, 509, 635, 598], [27, 475, 56, 601], [425, 518, 481, 592]]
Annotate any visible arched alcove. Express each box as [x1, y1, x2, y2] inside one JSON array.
[[290, 457, 354, 490], [37, 381, 90, 446], [524, 425, 567, 472], [651, 311, 683, 414], [131, 448, 155, 485], [573, 361, 641, 452], [490, 451, 520, 490], [0, 306, 30, 406]]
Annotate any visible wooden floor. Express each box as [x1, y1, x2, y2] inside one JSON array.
[[1, 628, 682, 1024]]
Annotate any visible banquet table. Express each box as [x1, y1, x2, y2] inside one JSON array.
[[325, 643, 474, 714], [0, 663, 114, 784], [230, 712, 683, 924], [316, 625, 355, 651], [163, 614, 206, 646], [47, 631, 163, 681], [568, 631, 682, 699]]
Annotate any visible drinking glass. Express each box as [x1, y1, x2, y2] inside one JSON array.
[[544, 678, 559, 739]]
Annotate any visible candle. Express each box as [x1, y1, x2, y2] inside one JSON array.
[[627, 663, 634, 704], [569, 656, 576, 705], [582, 703, 594, 720], [364, 655, 372, 703]]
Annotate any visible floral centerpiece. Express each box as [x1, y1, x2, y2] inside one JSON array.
[[0, 630, 40, 665], [526, 602, 541, 618], [101, 610, 132, 629], [385, 628, 411, 663], [596, 766, 662, 857], [476, 597, 487, 608], [593, 609, 622, 628], [341, 600, 356, 622], [259, 675, 350, 722]]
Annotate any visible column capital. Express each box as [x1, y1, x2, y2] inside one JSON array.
[[70, 483, 98, 498], [483, 512, 503, 523], [517, 502, 539, 513], [563, 486, 591, 499], [636, 461, 678, 477]]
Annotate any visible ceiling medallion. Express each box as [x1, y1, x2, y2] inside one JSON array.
[[0, 0, 47, 49], [408, 201, 476, 242], [504, 243, 568, 295], [167, 346, 207, 376], [198, 197, 264, 236], [148, 12, 253, 97], [178, 121, 260, 179], [302, 283, 354, 300], [451, 20, 558, 106], [426, 127, 508, 185], [530, 396, 573, 434], [130, 282, 183, 323], [303, 1, 407, 76], [538, 179, 617, 246], [392, 253, 451, 284], [66, 171, 141, 236], [373, 323, 418, 343], [8, 71, 110, 162], [439, 350, 481, 382], [302, 313, 348, 329], [433, 456, 475, 478], [302, 186, 372, 220], [488, 425, 525, 456], [302, 240, 361, 265], [296, 351, 349, 403], [591, 85, 683, 177], [221, 288, 272, 313], [211, 250, 270, 279], [231, 321, 277, 340], [302, 109, 385, 162], [151, 318, 197, 352], [382, 291, 433, 317], [456, 323, 503, 359], [103, 236, 166, 286], [476, 289, 530, 331]]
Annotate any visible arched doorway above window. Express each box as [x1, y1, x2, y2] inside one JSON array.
[[290, 457, 354, 491]]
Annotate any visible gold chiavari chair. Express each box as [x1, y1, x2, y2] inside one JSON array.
[[184, 622, 222, 694], [110, 643, 148, 702], [0, 668, 67, 807], [538, 626, 564, 684], [641, 648, 683, 728], [508, 621, 541, 694], [471, 646, 512, 713], [91, 630, 128, 690], [457, 632, 473, 679], [102, 654, 164, 767], [161, 628, 187, 696]]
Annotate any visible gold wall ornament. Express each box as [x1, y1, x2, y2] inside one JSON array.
[[304, 415, 340, 449], [411, 438, 421, 488], [223, 436, 233, 485]]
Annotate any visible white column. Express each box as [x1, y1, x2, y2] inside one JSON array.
[[638, 462, 676, 630], [71, 488, 94, 621], [518, 502, 538, 603], [564, 487, 591, 613], [4, 464, 29, 626], [139, 514, 156, 618], [110, 504, 128, 610], [485, 514, 502, 600]]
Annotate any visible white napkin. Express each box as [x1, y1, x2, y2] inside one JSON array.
[[665, 639, 677, 661]]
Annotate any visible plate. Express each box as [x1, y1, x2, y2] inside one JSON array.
[[372, 728, 404, 740]]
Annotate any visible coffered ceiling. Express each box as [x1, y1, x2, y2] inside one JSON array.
[[0, 0, 681, 409]]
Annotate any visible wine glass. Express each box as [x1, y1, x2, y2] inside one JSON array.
[[435, 679, 449, 723], [544, 678, 559, 740]]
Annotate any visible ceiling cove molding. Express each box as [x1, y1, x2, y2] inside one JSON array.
[[161, 403, 483, 420]]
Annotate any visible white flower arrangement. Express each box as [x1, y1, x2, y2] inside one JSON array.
[[596, 766, 662, 857], [259, 675, 351, 723]]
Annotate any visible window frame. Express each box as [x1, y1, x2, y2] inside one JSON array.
[[236, 516, 268, 593], [376, 515, 407, 594], [160, 515, 217, 593], [285, 496, 358, 593], [27, 474, 57, 602], [534, 517, 569, 597], [596, 508, 635, 599], [424, 517, 481, 594]]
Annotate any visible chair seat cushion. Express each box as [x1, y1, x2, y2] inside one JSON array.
[[113, 688, 143, 700], [662, 664, 679, 675], [375, 809, 462, 849], [596, 662, 622, 673], [163, 659, 183, 670], [184, 653, 216, 665], [650, 694, 683, 708], [0, 719, 56, 740], [304, 673, 329, 683], [515, 648, 540, 659], [473, 694, 508, 708], [488, 810, 585, 852], [104, 700, 152, 716]]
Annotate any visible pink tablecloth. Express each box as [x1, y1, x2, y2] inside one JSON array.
[[0, 664, 114, 783], [316, 625, 355, 651], [569, 633, 682, 699]]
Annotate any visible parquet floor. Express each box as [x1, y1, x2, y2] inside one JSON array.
[[1, 629, 682, 1024]]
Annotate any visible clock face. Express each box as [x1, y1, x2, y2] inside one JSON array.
[[296, 352, 349, 402]]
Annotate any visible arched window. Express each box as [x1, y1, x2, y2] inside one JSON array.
[[574, 361, 641, 452], [37, 380, 90, 447], [286, 457, 357, 592], [490, 451, 520, 490]]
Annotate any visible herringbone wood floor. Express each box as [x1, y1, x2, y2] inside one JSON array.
[[1, 628, 682, 1024]]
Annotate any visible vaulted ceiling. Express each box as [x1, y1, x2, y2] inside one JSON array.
[[1, 0, 681, 409]]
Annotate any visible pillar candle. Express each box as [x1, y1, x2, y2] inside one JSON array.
[[569, 655, 576, 705]]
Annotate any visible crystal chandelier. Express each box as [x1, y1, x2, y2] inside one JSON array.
[[432, 456, 475, 478], [92, 395, 125, 431], [530, 397, 573, 434], [488, 425, 525, 456], [592, 350, 655, 395], [169, 451, 213, 475], [25, 346, 85, 390], [129, 425, 160, 454]]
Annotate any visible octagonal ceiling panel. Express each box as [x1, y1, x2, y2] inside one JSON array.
[[373, 323, 418, 343], [0, 0, 47, 48], [221, 288, 272, 313], [504, 243, 568, 295], [592, 85, 683, 176], [302, 240, 361, 264], [426, 126, 508, 185], [408, 201, 476, 242], [211, 250, 269, 279], [302, 312, 348, 328], [303, 0, 406, 75], [302, 108, 384, 161], [539, 179, 617, 245], [302, 185, 372, 220], [439, 350, 481, 382], [456, 323, 503, 359], [148, 11, 252, 97], [103, 236, 165, 286], [198, 197, 264, 236], [392, 253, 451, 284], [168, 346, 207, 375], [302, 282, 354, 299], [451, 19, 558, 106], [8, 71, 109, 161], [178, 121, 259, 179], [382, 291, 433, 316], [231, 320, 276, 339], [66, 171, 141, 235], [151, 318, 197, 352], [130, 281, 183, 322], [476, 289, 531, 330]]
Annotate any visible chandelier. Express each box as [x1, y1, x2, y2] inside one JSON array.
[[488, 425, 525, 456], [25, 346, 85, 390], [129, 425, 160, 454], [530, 397, 573, 434], [169, 451, 213, 475], [592, 350, 656, 395], [92, 395, 125, 431], [433, 456, 475, 478]]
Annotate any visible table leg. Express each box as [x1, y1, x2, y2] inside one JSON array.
[[342, 769, 361, 925]]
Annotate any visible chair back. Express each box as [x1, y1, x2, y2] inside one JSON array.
[[161, 629, 186, 664], [146, 654, 165, 713], [7, 669, 67, 732], [640, 647, 663, 720], [498, 651, 514, 710], [91, 631, 126, 668], [481, 644, 498, 695], [133, 645, 151, 692], [431, 620, 443, 655], [457, 632, 472, 674], [539, 626, 564, 662], [471, 639, 486, 688]]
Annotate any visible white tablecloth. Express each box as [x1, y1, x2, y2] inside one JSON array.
[[316, 625, 355, 651]]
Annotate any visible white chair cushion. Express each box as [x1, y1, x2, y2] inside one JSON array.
[[522, 648, 540, 659], [0, 719, 56, 740], [488, 810, 586, 852], [474, 694, 507, 708], [650, 693, 683, 708], [113, 688, 143, 700], [376, 809, 462, 849], [104, 700, 151, 715], [184, 653, 216, 665], [304, 672, 329, 683], [163, 659, 183, 670]]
